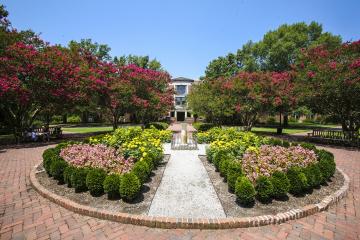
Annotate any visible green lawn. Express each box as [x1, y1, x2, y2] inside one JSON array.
[[62, 126, 113, 134], [286, 122, 340, 128], [251, 127, 310, 134]]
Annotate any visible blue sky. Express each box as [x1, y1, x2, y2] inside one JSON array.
[[2, 0, 360, 79]]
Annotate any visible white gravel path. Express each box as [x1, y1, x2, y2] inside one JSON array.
[[148, 144, 226, 218]]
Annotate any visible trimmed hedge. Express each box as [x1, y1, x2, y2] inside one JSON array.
[[49, 158, 68, 183], [43, 148, 56, 175], [144, 158, 154, 172], [299, 142, 316, 151], [193, 122, 216, 132], [219, 158, 231, 179], [270, 171, 290, 199], [63, 165, 76, 187], [303, 163, 322, 188], [317, 149, 336, 182], [71, 168, 90, 192], [255, 176, 274, 202], [287, 166, 308, 195], [103, 174, 121, 199], [119, 172, 141, 202], [145, 122, 169, 130], [86, 168, 107, 196], [235, 176, 256, 205], [227, 161, 243, 192], [132, 161, 150, 184]]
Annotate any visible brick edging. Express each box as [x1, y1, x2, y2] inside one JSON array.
[[30, 165, 349, 229]]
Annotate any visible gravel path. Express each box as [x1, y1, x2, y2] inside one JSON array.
[[148, 144, 225, 218], [0, 143, 359, 239]]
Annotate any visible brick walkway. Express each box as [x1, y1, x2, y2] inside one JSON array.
[[0, 144, 359, 240]]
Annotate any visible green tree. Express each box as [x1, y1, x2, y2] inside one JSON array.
[[114, 54, 163, 71], [68, 38, 111, 61], [203, 22, 342, 126]]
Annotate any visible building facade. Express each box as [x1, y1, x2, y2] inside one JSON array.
[[169, 77, 196, 122]]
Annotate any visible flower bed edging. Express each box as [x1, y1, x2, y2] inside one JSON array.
[[30, 162, 349, 229]]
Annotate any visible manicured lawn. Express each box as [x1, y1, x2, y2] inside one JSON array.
[[62, 126, 113, 133], [251, 127, 310, 134], [287, 122, 340, 128]]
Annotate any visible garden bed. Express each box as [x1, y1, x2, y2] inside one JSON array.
[[36, 154, 170, 215], [200, 155, 344, 217]]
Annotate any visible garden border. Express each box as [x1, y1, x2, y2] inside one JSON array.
[[30, 160, 349, 229]]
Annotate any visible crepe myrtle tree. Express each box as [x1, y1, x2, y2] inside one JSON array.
[[0, 42, 89, 141], [121, 65, 174, 125], [91, 61, 134, 130], [295, 40, 360, 132], [189, 71, 296, 129], [93, 64, 173, 130]]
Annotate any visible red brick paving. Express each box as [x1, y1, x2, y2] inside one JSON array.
[[0, 145, 359, 239]]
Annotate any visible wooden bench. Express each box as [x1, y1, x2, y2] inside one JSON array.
[[307, 129, 359, 147], [23, 126, 62, 142]]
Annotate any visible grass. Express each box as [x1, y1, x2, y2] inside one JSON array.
[[286, 122, 339, 128], [62, 126, 113, 134], [251, 127, 310, 134]]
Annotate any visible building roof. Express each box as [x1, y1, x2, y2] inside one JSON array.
[[171, 77, 195, 83]]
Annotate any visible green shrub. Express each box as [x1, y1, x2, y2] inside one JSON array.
[[132, 161, 150, 184], [51, 115, 62, 124], [145, 122, 169, 130], [268, 138, 283, 146], [267, 117, 276, 124], [227, 161, 243, 192], [303, 163, 322, 188], [67, 115, 81, 123], [144, 158, 154, 172], [317, 149, 336, 181], [255, 176, 274, 202], [43, 148, 56, 175], [86, 168, 107, 196], [282, 140, 291, 148], [49, 158, 68, 183], [300, 142, 316, 151], [63, 165, 76, 187], [219, 158, 231, 179], [71, 168, 90, 192], [212, 150, 231, 171], [287, 166, 308, 195], [193, 122, 216, 132], [119, 172, 141, 202], [235, 176, 256, 205], [270, 171, 290, 199], [103, 174, 121, 199]]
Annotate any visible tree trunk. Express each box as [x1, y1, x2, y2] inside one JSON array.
[[82, 111, 88, 123], [112, 112, 118, 131], [283, 113, 288, 127], [62, 114, 67, 124]]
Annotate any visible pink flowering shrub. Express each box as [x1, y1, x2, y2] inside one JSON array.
[[242, 145, 317, 182], [60, 144, 134, 174]]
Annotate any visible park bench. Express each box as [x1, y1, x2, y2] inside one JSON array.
[[23, 126, 62, 142], [307, 128, 359, 147]]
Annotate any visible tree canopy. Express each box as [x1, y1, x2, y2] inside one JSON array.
[[113, 54, 162, 71], [295, 40, 360, 131], [204, 22, 342, 79]]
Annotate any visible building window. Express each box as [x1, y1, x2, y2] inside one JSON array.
[[187, 112, 191, 118], [176, 85, 186, 95], [170, 111, 175, 117], [175, 97, 186, 106]]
